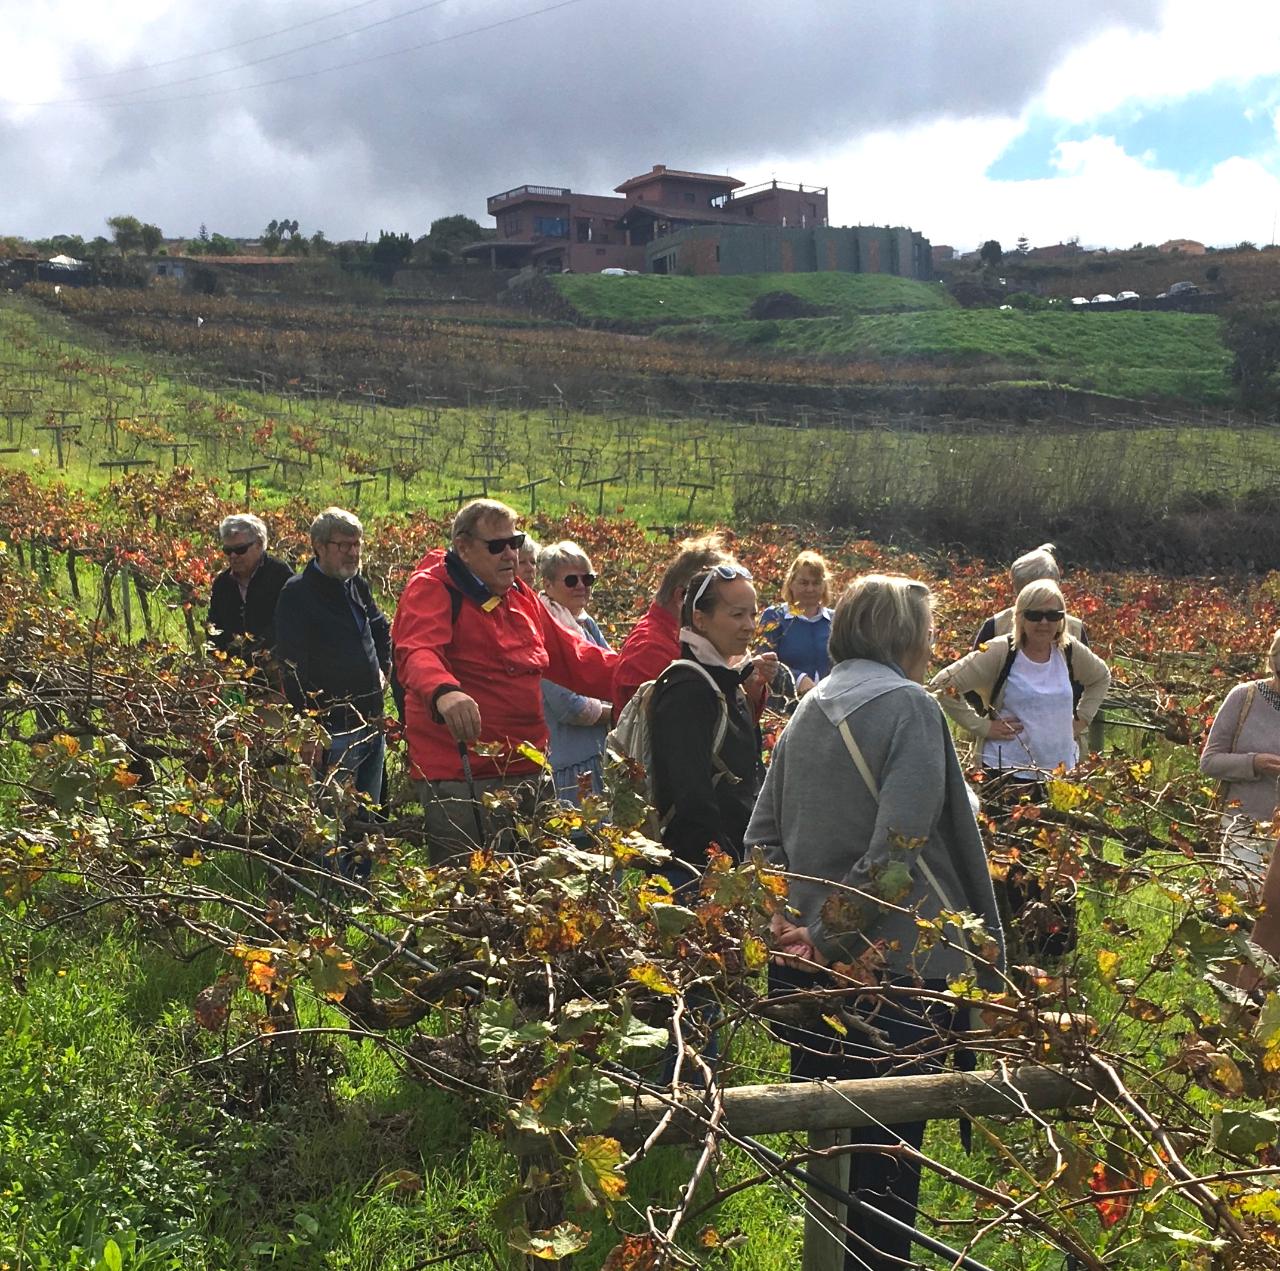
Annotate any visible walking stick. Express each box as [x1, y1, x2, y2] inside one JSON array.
[[458, 740, 487, 846]]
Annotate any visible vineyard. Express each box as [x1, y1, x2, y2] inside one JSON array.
[[4, 285, 1280, 1270], [3, 293, 1279, 568]]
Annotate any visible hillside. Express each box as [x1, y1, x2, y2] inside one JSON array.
[[552, 271, 954, 322], [662, 308, 1232, 402], [951, 244, 1280, 305]]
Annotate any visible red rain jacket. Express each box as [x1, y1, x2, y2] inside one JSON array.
[[393, 549, 617, 782]]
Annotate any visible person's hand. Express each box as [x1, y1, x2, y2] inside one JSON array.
[[751, 651, 780, 688], [986, 715, 1023, 741], [1255, 753, 1280, 777], [437, 690, 482, 743], [1073, 718, 1091, 738], [379, 668, 389, 692], [796, 674, 816, 696], [769, 911, 825, 968]]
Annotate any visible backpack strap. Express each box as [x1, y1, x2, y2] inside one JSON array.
[[655, 659, 739, 786], [987, 634, 1019, 715], [835, 715, 963, 918]]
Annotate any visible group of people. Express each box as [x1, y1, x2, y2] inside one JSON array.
[[207, 509, 1129, 1268], [206, 511, 1280, 1267]]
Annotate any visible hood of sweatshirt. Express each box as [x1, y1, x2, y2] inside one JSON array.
[[812, 657, 916, 728]]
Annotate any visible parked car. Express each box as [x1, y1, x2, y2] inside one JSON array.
[[1090, 294, 1116, 304], [1116, 290, 1140, 301], [1070, 296, 1089, 306], [1168, 280, 1199, 296]]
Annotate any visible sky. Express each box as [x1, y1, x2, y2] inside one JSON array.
[[4, 0, 1280, 251]]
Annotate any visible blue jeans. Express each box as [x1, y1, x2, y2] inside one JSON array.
[[323, 726, 385, 806]]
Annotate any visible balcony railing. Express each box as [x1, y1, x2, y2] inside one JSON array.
[[487, 185, 572, 213], [711, 180, 828, 209]]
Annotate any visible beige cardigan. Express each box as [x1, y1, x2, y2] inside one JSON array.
[[929, 634, 1111, 740]]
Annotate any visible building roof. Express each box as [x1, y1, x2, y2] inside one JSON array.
[[614, 164, 744, 194], [615, 203, 758, 228]]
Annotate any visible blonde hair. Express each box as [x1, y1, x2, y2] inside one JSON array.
[[829, 574, 932, 668], [1013, 579, 1068, 648], [1268, 629, 1280, 676], [784, 550, 832, 606]]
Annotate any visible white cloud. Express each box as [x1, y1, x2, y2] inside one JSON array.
[[1040, 0, 1280, 123], [796, 122, 1280, 251]]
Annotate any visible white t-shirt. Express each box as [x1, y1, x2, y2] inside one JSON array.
[[981, 646, 1077, 778]]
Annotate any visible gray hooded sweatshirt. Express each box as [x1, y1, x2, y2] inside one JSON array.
[[745, 658, 1005, 987]]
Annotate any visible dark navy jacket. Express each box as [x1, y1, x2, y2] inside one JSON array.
[[274, 561, 391, 730], [207, 554, 293, 656]]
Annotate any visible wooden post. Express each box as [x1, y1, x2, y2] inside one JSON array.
[[120, 565, 133, 642], [804, 1129, 850, 1271]]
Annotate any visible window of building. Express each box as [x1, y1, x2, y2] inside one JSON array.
[[534, 216, 569, 238], [504, 215, 521, 235], [576, 219, 592, 243], [714, 246, 720, 263], [808, 203, 818, 218]]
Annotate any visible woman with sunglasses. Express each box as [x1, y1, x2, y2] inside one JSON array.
[[930, 580, 1108, 963], [649, 562, 768, 885], [929, 579, 1109, 784], [537, 541, 613, 803]]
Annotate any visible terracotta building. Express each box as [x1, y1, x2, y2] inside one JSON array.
[[464, 163, 929, 280]]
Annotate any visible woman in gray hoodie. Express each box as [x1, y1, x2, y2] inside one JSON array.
[[746, 573, 1004, 1271]]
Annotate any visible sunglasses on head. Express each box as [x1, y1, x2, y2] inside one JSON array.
[[470, 531, 526, 555], [692, 562, 752, 610], [562, 572, 596, 588], [222, 541, 256, 556], [1025, 609, 1065, 623]]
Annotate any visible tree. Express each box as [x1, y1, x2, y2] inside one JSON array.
[[415, 213, 487, 266], [369, 230, 414, 281], [1015, 236, 1030, 255], [139, 223, 164, 255], [979, 239, 1003, 268], [309, 230, 331, 255], [263, 219, 282, 253], [106, 215, 144, 256], [1223, 303, 1280, 410]]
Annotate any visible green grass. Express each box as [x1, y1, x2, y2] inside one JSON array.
[[664, 309, 1233, 403], [553, 271, 956, 323]]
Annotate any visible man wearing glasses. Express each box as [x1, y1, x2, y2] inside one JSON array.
[[392, 498, 617, 861], [206, 513, 293, 659], [274, 507, 392, 808]]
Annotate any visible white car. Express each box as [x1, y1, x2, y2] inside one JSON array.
[[1090, 293, 1116, 304], [1116, 290, 1140, 301], [1070, 296, 1089, 305]]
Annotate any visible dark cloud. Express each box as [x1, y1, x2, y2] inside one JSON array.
[[4, 0, 1165, 238]]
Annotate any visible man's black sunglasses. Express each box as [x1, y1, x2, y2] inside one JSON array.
[[1025, 609, 1065, 623], [471, 532, 526, 555], [562, 572, 597, 588], [222, 542, 256, 556]]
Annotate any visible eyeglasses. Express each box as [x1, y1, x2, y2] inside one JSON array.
[[222, 541, 256, 556], [562, 572, 597, 588], [692, 562, 752, 610], [325, 538, 362, 554], [1024, 609, 1065, 623], [470, 532, 526, 556]]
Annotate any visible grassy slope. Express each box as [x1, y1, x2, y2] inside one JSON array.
[[553, 272, 955, 322], [666, 309, 1233, 401]]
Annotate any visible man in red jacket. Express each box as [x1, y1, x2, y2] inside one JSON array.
[[393, 499, 617, 861], [612, 532, 777, 721], [611, 534, 732, 716]]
